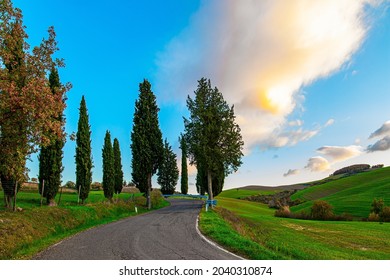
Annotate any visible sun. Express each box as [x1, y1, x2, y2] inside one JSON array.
[[258, 86, 291, 114]]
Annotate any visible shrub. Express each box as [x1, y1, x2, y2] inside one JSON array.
[[368, 212, 380, 222], [274, 206, 291, 218], [371, 198, 384, 215], [380, 206, 390, 222], [311, 200, 334, 220], [151, 189, 164, 207]]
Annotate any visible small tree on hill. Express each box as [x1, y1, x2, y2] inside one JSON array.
[[158, 139, 179, 195], [131, 79, 163, 209], [75, 96, 93, 204], [179, 134, 188, 195], [311, 200, 334, 220], [113, 138, 124, 195], [371, 198, 384, 215], [102, 131, 114, 201]]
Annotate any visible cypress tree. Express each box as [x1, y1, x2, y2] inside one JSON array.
[[102, 131, 114, 201], [184, 78, 244, 200], [158, 139, 179, 195], [131, 79, 163, 209], [179, 135, 188, 195], [113, 138, 124, 195], [38, 68, 65, 206], [75, 96, 93, 204]]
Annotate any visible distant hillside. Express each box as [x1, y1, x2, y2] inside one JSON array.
[[291, 166, 390, 218], [218, 175, 345, 199]]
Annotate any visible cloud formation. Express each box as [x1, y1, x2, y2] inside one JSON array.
[[317, 145, 363, 162], [283, 169, 300, 177], [367, 120, 390, 152], [325, 119, 335, 127], [305, 156, 331, 172], [367, 136, 390, 152], [369, 120, 390, 139], [156, 0, 376, 152]]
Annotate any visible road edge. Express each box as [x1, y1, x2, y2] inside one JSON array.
[[195, 214, 246, 260]]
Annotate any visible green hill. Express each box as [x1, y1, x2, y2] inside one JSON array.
[[291, 167, 390, 218]]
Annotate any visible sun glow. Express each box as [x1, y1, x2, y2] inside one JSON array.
[[258, 86, 292, 114]]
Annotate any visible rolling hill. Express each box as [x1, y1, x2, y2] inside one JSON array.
[[290, 166, 390, 218]]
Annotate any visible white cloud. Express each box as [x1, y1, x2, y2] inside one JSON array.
[[325, 118, 335, 127], [259, 127, 319, 149], [305, 156, 331, 172], [155, 0, 377, 152], [369, 120, 390, 139], [283, 169, 300, 177], [317, 145, 363, 162], [367, 136, 390, 152], [288, 119, 304, 127]]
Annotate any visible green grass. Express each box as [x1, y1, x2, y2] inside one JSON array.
[[291, 167, 390, 217], [217, 188, 279, 199], [0, 190, 141, 211], [0, 190, 168, 259], [199, 197, 390, 259]]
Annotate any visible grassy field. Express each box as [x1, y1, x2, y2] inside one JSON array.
[[199, 197, 390, 259], [0, 189, 168, 259], [217, 188, 280, 199], [290, 167, 390, 218]]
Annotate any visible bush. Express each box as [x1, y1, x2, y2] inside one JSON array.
[[274, 206, 291, 218], [380, 206, 390, 222], [371, 198, 384, 215], [151, 189, 164, 207], [368, 212, 380, 222], [311, 200, 334, 220]]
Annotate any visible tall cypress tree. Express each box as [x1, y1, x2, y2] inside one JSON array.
[[131, 79, 163, 209], [184, 78, 244, 200], [113, 138, 123, 195], [102, 131, 114, 201], [157, 139, 179, 195], [75, 96, 93, 204], [38, 68, 65, 206], [179, 135, 188, 195]]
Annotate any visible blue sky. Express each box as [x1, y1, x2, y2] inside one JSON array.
[[16, 0, 390, 193]]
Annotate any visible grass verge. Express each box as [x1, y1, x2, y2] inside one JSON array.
[[199, 198, 390, 259]]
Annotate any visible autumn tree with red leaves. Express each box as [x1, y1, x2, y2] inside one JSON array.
[[0, 0, 70, 209]]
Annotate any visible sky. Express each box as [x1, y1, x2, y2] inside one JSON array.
[[15, 0, 390, 194]]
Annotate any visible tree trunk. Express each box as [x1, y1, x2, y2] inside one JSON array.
[[207, 170, 213, 201], [1, 176, 15, 209], [13, 182, 17, 212], [146, 173, 152, 210]]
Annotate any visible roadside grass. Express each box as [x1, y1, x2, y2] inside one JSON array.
[[199, 208, 282, 259], [291, 167, 390, 218], [0, 190, 141, 211], [199, 197, 390, 259], [0, 190, 168, 259]]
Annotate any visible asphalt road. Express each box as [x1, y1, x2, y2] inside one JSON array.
[[34, 199, 240, 260]]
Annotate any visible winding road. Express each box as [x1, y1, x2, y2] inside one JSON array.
[[34, 199, 240, 260]]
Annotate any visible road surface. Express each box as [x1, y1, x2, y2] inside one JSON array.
[[34, 199, 240, 260]]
